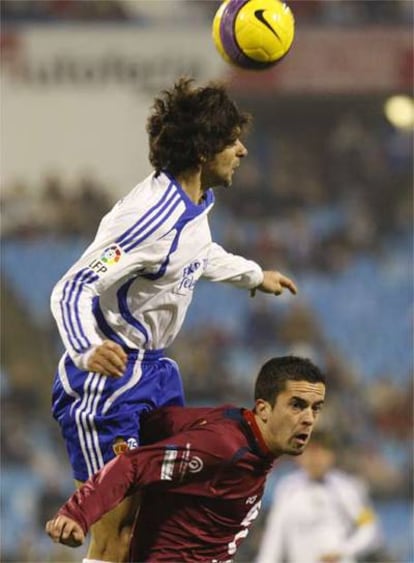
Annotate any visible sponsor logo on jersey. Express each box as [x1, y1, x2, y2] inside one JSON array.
[[246, 495, 258, 505], [161, 443, 204, 481], [160, 446, 178, 480], [188, 455, 203, 473], [88, 244, 122, 274], [175, 259, 207, 295]]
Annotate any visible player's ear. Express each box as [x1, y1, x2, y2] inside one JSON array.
[[255, 399, 271, 422]]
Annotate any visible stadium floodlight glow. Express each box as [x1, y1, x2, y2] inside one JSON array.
[[384, 95, 414, 130]]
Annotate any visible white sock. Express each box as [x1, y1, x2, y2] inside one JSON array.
[[82, 559, 113, 563]]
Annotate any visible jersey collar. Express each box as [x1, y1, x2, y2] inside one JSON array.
[[242, 409, 273, 458], [161, 170, 215, 213]]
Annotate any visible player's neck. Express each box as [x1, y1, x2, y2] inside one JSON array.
[[176, 170, 204, 205], [252, 412, 282, 459]]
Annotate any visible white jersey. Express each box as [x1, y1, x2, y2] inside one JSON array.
[[256, 469, 381, 563], [51, 171, 263, 370]]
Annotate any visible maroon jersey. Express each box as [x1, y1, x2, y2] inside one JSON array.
[[58, 405, 276, 562]]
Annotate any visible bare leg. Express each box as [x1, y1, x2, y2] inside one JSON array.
[[75, 479, 141, 562]]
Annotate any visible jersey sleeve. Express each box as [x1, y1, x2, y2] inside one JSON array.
[[50, 197, 183, 369], [57, 425, 236, 534], [335, 475, 383, 559], [202, 242, 264, 289]]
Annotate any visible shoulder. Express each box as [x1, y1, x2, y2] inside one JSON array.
[[273, 470, 308, 500], [328, 469, 368, 496], [115, 172, 175, 212], [102, 173, 188, 246], [140, 405, 239, 444]]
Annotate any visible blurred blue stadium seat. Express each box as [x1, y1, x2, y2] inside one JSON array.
[[1, 237, 88, 325]]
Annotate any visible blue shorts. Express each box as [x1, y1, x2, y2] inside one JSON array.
[[51, 349, 185, 482]]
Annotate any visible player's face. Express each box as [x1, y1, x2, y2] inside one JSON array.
[[258, 380, 326, 457], [200, 137, 248, 189]]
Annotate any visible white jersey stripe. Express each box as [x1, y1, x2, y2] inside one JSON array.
[[55, 353, 80, 411], [84, 374, 105, 471], [80, 374, 102, 474], [92, 376, 106, 468], [102, 358, 144, 415], [75, 372, 95, 477]]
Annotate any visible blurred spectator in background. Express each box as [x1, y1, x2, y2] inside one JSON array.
[[255, 429, 385, 563], [1, 2, 412, 560]]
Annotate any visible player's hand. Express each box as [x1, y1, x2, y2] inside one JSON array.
[[86, 340, 128, 377], [250, 270, 298, 297], [319, 554, 341, 563], [45, 515, 85, 547]]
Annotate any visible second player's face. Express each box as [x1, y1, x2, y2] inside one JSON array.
[[260, 380, 326, 457], [201, 138, 248, 188]]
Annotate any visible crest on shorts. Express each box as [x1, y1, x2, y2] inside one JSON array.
[[112, 436, 138, 455]]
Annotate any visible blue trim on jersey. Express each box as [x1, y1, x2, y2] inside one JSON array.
[[122, 194, 183, 252], [117, 183, 178, 251], [117, 279, 150, 344], [142, 228, 181, 281], [163, 171, 215, 213], [92, 296, 131, 350], [230, 447, 251, 464], [61, 269, 98, 352], [142, 192, 214, 282], [115, 173, 214, 256], [116, 181, 175, 245], [131, 348, 165, 361]]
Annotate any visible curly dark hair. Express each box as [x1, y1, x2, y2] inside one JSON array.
[[146, 77, 251, 176], [254, 356, 326, 407]]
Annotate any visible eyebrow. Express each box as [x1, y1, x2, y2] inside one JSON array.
[[290, 397, 325, 407]]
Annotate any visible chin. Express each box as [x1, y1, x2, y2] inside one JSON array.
[[286, 445, 306, 456], [290, 449, 305, 457]]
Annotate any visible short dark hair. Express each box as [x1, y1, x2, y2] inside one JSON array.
[[308, 429, 337, 451], [147, 76, 251, 176], [254, 356, 326, 407]]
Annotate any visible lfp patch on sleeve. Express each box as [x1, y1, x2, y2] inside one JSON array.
[[88, 244, 123, 275]]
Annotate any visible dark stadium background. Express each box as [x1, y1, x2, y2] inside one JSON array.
[[1, 1, 412, 561]]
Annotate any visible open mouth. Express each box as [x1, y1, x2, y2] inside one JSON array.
[[294, 433, 309, 445]]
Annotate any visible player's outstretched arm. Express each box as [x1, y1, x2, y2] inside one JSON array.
[[46, 515, 85, 547], [251, 270, 297, 297]]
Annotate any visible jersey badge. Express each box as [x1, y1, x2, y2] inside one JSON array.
[[188, 455, 203, 473], [89, 244, 122, 275], [112, 436, 138, 456]]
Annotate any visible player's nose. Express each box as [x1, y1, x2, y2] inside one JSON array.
[[236, 140, 248, 157], [301, 408, 315, 426]]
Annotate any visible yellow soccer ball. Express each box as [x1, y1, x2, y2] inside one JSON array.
[[212, 0, 295, 70]]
